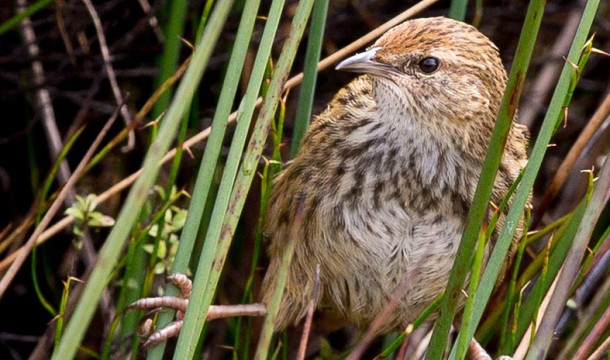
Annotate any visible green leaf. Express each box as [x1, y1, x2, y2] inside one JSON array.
[[64, 207, 84, 221]]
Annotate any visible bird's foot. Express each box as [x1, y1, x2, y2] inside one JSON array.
[[127, 273, 191, 348], [127, 273, 267, 348]]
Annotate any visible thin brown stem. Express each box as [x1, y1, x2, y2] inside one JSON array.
[[18, 0, 73, 192], [572, 301, 610, 360], [395, 324, 413, 360], [135, 0, 164, 43], [81, 0, 135, 151], [0, 107, 121, 299], [519, 0, 584, 128], [586, 335, 610, 360], [297, 263, 320, 360], [348, 258, 426, 359], [534, 90, 610, 224]]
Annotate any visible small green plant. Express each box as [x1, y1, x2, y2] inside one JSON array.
[[64, 194, 115, 247]]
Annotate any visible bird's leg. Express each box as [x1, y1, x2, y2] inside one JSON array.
[[127, 273, 267, 348], [127, 273, 191, 319], [126, 273, 191, 348]]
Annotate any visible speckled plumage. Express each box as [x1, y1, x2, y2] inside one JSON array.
[[262, 17, 529, 332]]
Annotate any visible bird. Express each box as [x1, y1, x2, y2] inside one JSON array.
[[260, 16, 529, 333], [129, 16, 529, 348]]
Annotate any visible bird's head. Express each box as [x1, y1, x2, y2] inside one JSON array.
[[336, 17, 507, 129]]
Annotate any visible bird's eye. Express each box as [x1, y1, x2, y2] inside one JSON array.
[[418, 57, 440, 74]]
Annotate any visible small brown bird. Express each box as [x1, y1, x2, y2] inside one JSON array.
[[130, 16, 529, 348], [261, 16, 529, 332]]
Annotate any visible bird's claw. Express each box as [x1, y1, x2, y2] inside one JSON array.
[[140, 320, 184, 348], [127, 273, 192, 348], [128, 273, 267, 349]]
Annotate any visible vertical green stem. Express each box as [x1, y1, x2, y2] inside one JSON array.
[[426, 1, 546, 358], [290, 0, 328, 157]]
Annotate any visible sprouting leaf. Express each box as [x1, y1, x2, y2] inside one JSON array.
[[148, 224, 159, 237], [64, 207, 84, 221], [64, 193, 115, 237], [143, 241, 167, 259], [171, 208, 188, 230], [89, 213, 115, 227]]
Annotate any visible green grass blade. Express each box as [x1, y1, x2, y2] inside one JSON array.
[[524, 8, 604, 359], [50, 1, 232, 357], [290, 0, 328, 158], [455, 171, 523, 358], [0, 0, 55, 36], [234, 88, 287, 358], [474, 212, 572, 345], [173, 0, 315, 355], [499, 208, 530, 353], [250, 2, 316, 357], [254, 218, 298, 360], [152, 0, 189, 117], [425, 1, 546, 358], [174, 0, 315, 355], [170, 0, 287, 356], [455, 226, 488, 358], [377, 293, 443, 357], [144, 1, 262, 358], [449, 0, 468, 21], [513, 197, 587, 348], [31, 127, 85, 318], [503, 208, 578, 342], [448, 1, 600, 358]]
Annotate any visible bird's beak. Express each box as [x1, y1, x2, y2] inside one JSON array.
[[335, 47, 399, 78]]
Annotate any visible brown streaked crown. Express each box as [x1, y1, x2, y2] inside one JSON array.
[[372, 17, 503, 75], [340, 17, 508, 130]]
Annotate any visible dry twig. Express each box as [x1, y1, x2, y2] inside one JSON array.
[[534, 91, 610, 223], [297, 263, 320, 360], [17, 0, 73, 191], [81, 0, 135, 151], [519, 1, 584, 128], [0, 107, 121, 299]]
